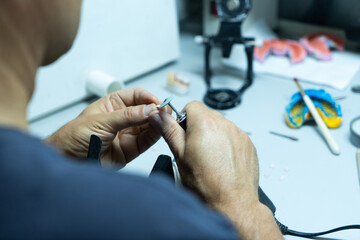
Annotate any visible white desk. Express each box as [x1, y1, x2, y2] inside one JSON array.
[[30, 33, 360, 239]]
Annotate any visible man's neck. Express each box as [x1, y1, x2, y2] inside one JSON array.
[[0, 65, 33, 131], [0, 18, 42, 132]]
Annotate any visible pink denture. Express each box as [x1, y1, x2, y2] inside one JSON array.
[[300, 33, 345, 61], [254, 39, 307, 64]]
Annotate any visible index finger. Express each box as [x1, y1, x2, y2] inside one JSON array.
[[84, 88, 160, 114], [114, 88, 160, 106]]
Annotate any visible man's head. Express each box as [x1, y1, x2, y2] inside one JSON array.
[[0, 0, 82, 65]]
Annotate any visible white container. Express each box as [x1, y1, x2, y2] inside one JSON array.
[[86, 71, 124, 97]]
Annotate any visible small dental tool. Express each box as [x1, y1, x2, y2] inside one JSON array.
[[158, 96, 187, 130], [269, 131, 298, 141]]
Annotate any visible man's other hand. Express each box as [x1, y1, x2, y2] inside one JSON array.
[[46, 88, 170, 168]]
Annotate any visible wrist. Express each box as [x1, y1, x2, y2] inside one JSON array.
[[44, 127, 75, 157], [44, 133, 58, 147], [213, 199, 283, 240]]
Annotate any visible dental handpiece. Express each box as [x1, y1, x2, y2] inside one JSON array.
[[158, 96, 187, 131]]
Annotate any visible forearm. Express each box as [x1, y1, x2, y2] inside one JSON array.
[[216, 201, 283, 240]]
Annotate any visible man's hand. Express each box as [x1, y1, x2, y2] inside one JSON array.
[[149, 101, 283, 240], [46, 88, 169, 168]]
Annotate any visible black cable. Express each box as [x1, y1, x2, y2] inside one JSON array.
[[275, 218, 360, 238]]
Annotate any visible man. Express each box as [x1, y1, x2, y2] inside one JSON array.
[[0, 0, 283, 239]]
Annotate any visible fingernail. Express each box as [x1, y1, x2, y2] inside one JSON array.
[[143, 104, 157, 116]]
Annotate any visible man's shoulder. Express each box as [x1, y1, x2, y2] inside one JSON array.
[[0, 127, 65, 173], [0, 127, 237, 239]]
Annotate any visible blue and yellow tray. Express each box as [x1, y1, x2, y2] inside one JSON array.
[[285, 89, 342, 129]]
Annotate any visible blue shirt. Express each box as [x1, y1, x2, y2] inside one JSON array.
[[0, 128, 237, 239]]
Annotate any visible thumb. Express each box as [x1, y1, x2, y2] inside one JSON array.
[[104, 104, 158, 132], [148, 111, 185, 160]]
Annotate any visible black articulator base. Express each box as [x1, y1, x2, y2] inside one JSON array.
[[204, 89, 241, 110]]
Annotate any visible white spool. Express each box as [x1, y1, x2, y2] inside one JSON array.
[[86, 70, 124, 97]]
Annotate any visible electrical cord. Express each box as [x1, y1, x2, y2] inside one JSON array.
[[275, 218, 360, 238]]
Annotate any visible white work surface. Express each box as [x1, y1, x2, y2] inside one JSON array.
[[30, 34, 360, 240]]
